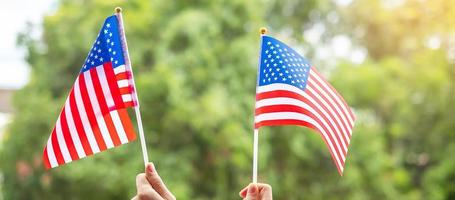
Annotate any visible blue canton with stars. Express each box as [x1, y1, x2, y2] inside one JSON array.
[[258, 36, 311, 90], [81, 15, 125, 73]]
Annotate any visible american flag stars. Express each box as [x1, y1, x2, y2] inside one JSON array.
[[259, 36, 311, 90], [82, 20, 125, 73]]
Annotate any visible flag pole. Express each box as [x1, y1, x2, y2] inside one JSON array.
[[115, 7, 149, 166], [252, 128, 259, 183], [252, 27, 267, 183]]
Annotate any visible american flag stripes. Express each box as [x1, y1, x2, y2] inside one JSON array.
[[254, 36, 356, 175], [43, 15, 137, 169]]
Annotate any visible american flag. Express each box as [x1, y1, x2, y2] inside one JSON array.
[[254, 36, 356, 175], [43, 15, 137, 169]]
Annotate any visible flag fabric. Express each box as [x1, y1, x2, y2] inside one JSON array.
[[43, 15, 137, 169], [254, 35, 356, 175]]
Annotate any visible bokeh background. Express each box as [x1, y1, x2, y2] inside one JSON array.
[[1, 0, 455, 199]]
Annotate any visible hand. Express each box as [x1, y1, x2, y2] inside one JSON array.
[[239, 183, 273, 200], [132, 163, 176, 200]]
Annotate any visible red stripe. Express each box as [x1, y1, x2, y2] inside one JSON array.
[[60, 107, 79, 161], [256, 119, 315, 129], [255, 119, 343, 174], [50, 128, 65, 165], [255, 104, 346, 163], [78, 74, 107, 151], [310, 68, 356, 121], [90, 68, 121, 146], [307, 80, 352, 141], [103, 63, 125, 109], [124, 101, 135, 107], [118, 109, 136, 141], [42, 147, 51, 169], [256, 90, 348, 150], [69, 90, 93, 156], [119, 87, 131, 95], [115, 72, 128, 80]]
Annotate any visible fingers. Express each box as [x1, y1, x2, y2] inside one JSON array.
[[258, 184, 272, 200], [239, 183, 273, 200], [239, 185, 248, 198], [145, 163, 176, 200], [244, 184, 259, 200], [136, 173, 163, 200]]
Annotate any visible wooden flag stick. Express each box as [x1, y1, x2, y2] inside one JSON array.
[[115, 7, 149, 166], [252, 27, 268, 183]]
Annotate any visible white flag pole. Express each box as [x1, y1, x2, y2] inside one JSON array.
[[252, 128, 259, 183], [252, 27, 267, 183], [115, 7, 149, 165]]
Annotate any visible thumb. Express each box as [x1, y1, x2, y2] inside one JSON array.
[[245, 184, 259, 200]]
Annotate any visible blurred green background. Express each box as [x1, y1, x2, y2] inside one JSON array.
[[1, 0, 455, 199]]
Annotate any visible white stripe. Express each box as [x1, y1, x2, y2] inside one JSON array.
[[256, 97, 348, 153], [255, 112, 344, 170], [55, 117, 71, 163], [74, 78, 100, 153], [310, 70, 355, 125], [96, 66, 115, 108], [117, 80, 129, 88], [64, 98, 86, 158], [255, 112, 316, 124], [257, 83, 303, 94], [46, 138, 58, 168], [113, 65, 126, 74], [110, 110, 129, 144], [307, 85, 351, 143], [122, 94, 132, 102], [308, 81, 352, 137], [83, 71, 114, 148]]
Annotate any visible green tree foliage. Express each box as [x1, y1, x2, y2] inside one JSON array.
[[1, 0, 454, 199], [331, 0, 455, 199]]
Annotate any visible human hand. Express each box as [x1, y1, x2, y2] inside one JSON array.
[[132, 163, 176, 200], [239, 183, 272, 200]]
